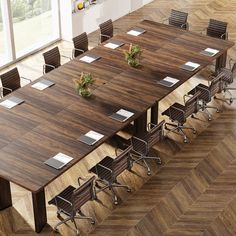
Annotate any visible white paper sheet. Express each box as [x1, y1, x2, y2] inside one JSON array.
[[31, 82, 49, 91], [104, 42, 120, 49], [116, 109, 134, 119], [185, 61, 200, 69], [80, 56, 96, 63], [53, 152, 73, 164], [127, 30, 142, 36], [163, 76, 179, 84], [204, 48, 219, 55], [85, 130, 104, 141]]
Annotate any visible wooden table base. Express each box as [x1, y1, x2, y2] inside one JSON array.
[[0, 177, 12, 210], [32, 189, 47, 233]]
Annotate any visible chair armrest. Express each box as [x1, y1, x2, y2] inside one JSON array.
[[61, 55, 72, 60], [1, 86, 13, 92], [183, 94, 192, 104], [20, 76, 32, 82], [55, 195, 73, 209], [220, 32, 228, 39], [131, 136, 148, 154], [72, 48, 85, 59], [97, 163, 113, 173], [180, 22, 189, 29], [101, 34, 111, 39], [162, 18, 169, 24], [44, 64, 56, 69]]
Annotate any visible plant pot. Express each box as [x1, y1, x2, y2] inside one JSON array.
[[79, 88, 92, 98]]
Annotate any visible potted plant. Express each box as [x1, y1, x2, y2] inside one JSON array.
[[124, 44, 142, 68], [73, 72, 95, 98]]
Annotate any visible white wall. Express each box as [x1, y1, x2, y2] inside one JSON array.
[[60, 0, 154, 41]]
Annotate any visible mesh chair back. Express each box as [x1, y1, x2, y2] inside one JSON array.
[[1, 67, 21, 96], [99, 19, 113, 43], [112, 145, 132, 178], [72, 32, 88, 58], [169, 9, 188, 29], [207, 19, 228, 39], [43, 46, 61, 73], [185, 90, 201, 117], [72, 176, 96, 212]]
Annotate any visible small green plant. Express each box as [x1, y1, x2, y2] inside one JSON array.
[[124, 44, 142, 68], [73, 72, 95, 98]]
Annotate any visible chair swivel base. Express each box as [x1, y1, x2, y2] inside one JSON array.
[[214, 90, 236, 105], [131, 153, 161, 176], [95, 178, 131, 205], [54, 211, 95, 236], [165, 122, 196, 143]]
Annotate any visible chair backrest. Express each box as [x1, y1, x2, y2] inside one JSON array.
[[1, 67, 21, 96], [72, 176, 96, 212], [99, 19, 113, 43], [131, 120, 165, 155], [112, 145, 132, 178], [185, 90, 201, 117], [72, 32, 88, 58], [206, 19, 228, 39], [43, 46, 61, 73], [209, 71, 225, 95], [169, 9, 188, 29]]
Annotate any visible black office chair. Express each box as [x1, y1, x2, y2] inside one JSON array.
[[130, 120, 164, 175], [0, 67, 32, 97], [48, 176, 96, 236], [214, 59, 236, 105], [42, 46, 71, 74], [99, 19, 113, 43], [89, 145, 132, 205], [162, 91, 201, 143], [187, 71, 225, 121], [72, 32, 89, 58], [206, 19, 228, 39], [163, 9, 189, 30]]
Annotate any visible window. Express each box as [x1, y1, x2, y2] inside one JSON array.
[[0, 0, 60, 67], [0, 2, 11, 66]]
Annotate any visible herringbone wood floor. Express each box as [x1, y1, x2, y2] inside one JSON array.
[[1, 0, 236, 235]]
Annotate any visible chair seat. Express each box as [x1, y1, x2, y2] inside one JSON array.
[[48, 185, 76, 215], [188, 83, 211, 103], [89, 156, 114, 181], [162, 102, 185, 117]]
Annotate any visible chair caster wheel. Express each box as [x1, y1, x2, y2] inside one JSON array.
[[54, 228, 59, 234], [91, 220, 95, 225], [230, 98, 233, 104], [57, 213, 60, 218], [191, 114, 195, 118], [127, 188, 132, 192], [184, 139, 188, 143], [114, 201, 118, 205], [216, 110, 220, 113], [76, 229, 80, 236], [157, 160, 162, 165], [147, 171, 151, 176], [193, 130, 196, 134], [208, 117, 212, 121]]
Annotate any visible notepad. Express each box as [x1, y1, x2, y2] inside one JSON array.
[[127, 27, 146, 36], [78, 130, 104, 145], [0, 96, 24, 109], [104, 40, 124, 49], [158, 76, 179, 87], [110, 109, 134, 122], [181, 61, 200, 71], [79, 55, 101, 63], [31, 79, 55, 91], [44, 153, 73, 170], [200, 48, 219, 57]]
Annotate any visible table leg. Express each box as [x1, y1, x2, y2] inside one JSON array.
[[151, 102, 158, 125], [32, 189, 47, 233], [215, 51, 227, 72], [0, 177, 12, 210], [134, 111, 147, 137]]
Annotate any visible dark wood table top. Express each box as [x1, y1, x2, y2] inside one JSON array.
[[0, 20, 234, 193]]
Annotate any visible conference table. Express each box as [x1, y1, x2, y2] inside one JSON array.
[[0, 20, 234, 233]]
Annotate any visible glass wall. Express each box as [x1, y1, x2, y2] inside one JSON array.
[[0, 2, 11, 66], [11, 0, 59, 58], [0, 0, 60, 67]]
